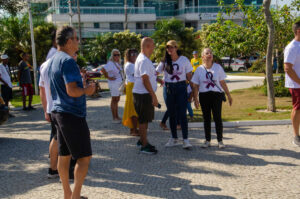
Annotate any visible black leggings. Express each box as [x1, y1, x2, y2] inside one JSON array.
[[199, 91, 223, 142]]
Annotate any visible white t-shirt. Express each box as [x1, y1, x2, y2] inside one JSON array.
[[191, 63, 226, 93], [104, 61, 123, 84], [132, 53, 157, 94], [46, 47, 57, 60], [156, 56, 193, 83], [0, 64, 12, 88], [124, 62, 135, 84], [39, 59, 53, 113], [284, 40, 300, 88]]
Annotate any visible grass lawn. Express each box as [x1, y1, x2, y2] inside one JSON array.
[[11, 89, 41, 108], [226, 72, 283, 77], [192, 86, 292, 122]]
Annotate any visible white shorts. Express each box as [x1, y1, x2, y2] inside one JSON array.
[[108, 81, 122, 97]]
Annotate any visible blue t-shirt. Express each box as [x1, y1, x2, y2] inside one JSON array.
[[49, 51, 86, 117]]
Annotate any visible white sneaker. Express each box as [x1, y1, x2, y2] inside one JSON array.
[[165, 138, 181, 147], [201, 141, 211, 148], [218, 141, 225, 149], [183, 139, 192, 149], [112, 119, 121, 124]]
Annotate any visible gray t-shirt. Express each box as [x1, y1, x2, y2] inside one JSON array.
[[18, 60, 32, 84]]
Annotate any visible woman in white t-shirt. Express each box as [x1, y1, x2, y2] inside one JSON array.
[[192, 48, 232, 149], [122, 49, 139, 136], [156, 40, 193, 149], [101, 49, 124, 123]]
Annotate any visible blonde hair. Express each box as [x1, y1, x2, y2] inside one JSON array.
[[109, 49, 121, 64]]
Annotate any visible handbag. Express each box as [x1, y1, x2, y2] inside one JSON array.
[[203, 66, 226, 102]]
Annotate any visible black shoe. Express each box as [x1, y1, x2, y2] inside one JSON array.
[[9, 113, 15, 118], [47, 168, 59, 179], [136, 140, 142, 148], [28, 106, 36, 110], [140, 144, 158, 155], [293, 136, 300, 147], [22, 107, 28, 111]]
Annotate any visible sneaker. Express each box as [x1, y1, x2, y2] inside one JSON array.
[[28, 106, 36, 110], [165, 138, 181, 147], [47, 168, 59, 179], [159, 122, 169, 130], [201, 141, 211, 148], [183, 139, 192, 149], [293, 136, 300, 147], [140, 144, 158, 155], [112, 119, 121, 124], [136, 140, 142, 148], [218, 141, 225, 149]]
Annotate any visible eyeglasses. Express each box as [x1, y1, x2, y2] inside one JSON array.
[[167, 46, 176, 49], [114, 54, 120, 57]]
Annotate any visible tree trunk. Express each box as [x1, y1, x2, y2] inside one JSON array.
[[263, 0, 276, 112]]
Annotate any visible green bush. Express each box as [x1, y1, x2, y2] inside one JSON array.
[[77, 55, 87, 69], [262, 75, 291, 97], [249, 59, 265, 73]]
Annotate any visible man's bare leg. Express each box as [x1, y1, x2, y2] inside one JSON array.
[[58, 155, 72, 199], [291, 109, 300, 137], [139, 123, 148, 147], [49, 138, 58, 170], [71, 156, 92, 199]]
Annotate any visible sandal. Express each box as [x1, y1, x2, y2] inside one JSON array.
[[159, 123, 169, 130], [80, 196, 88, 199]]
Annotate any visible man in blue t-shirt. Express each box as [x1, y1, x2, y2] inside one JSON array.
[[49, 26, 95, 199]]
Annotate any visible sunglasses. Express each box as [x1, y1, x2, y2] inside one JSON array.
[[114, 54, 120, 57], [167, 46, 176, 49]]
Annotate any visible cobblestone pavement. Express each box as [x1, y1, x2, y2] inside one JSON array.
[[1, 80, 300, 199]]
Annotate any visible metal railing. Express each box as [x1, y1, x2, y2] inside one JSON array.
[[48, 7, 156, 15]]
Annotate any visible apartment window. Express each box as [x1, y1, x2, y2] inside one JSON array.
[[144, 23, 148, 29], [136, 22, 142, 30], [94, 23, 100, 29], [110, 22, 124, 30]]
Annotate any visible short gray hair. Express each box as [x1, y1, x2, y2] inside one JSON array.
[[109, 49, 121, 64], [56, 26, 75, 47], [293, 21, 300, 35]]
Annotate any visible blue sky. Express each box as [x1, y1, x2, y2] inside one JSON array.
[[272, 0, 293, 6]]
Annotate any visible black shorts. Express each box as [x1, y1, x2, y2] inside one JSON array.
[[1, 85, 12, 103], [133, 93, 154, 124], [51, 112, 92, 159], [49, 114, 57, 141]]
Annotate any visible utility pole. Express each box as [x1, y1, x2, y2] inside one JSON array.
[[124, 0, 128, 30], [27, 0, 38, 95], [77, 0, 82, 55]]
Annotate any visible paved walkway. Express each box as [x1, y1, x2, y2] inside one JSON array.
[[1, 76, 300, 199]]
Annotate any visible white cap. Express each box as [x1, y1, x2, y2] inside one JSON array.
[[1, 54, 8, 59]]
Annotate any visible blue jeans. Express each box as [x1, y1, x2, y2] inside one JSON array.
[[187, 101, 193, 117], [165, 81, 188, 139]]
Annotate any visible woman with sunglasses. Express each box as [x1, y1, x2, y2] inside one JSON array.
[[101, 49, 124, 123], [156, 40, 193, 149], [192, 48, 232, 149], [122, 49, 139, 136]]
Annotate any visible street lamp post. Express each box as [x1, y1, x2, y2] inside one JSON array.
[[68, 0, 74, 26], [27, 0, 38, 95], [77, 0, 82, 55]]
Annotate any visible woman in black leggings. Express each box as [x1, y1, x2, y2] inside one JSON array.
[[192, 48, 232, 149]]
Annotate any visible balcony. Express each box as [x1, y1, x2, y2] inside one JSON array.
[[48, 7, 156, 15]]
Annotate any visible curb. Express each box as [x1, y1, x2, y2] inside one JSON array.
[[188, 119, 291, 128], [226, 75, 265, 80]]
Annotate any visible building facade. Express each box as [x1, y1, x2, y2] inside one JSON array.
[[39, 0, 262, 38]]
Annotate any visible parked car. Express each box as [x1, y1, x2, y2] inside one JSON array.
[[221, 57, 247, 72]]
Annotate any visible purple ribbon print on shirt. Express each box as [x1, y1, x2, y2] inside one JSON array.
[[170, 63, 182, 81], [205, 71, 215, 89]]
